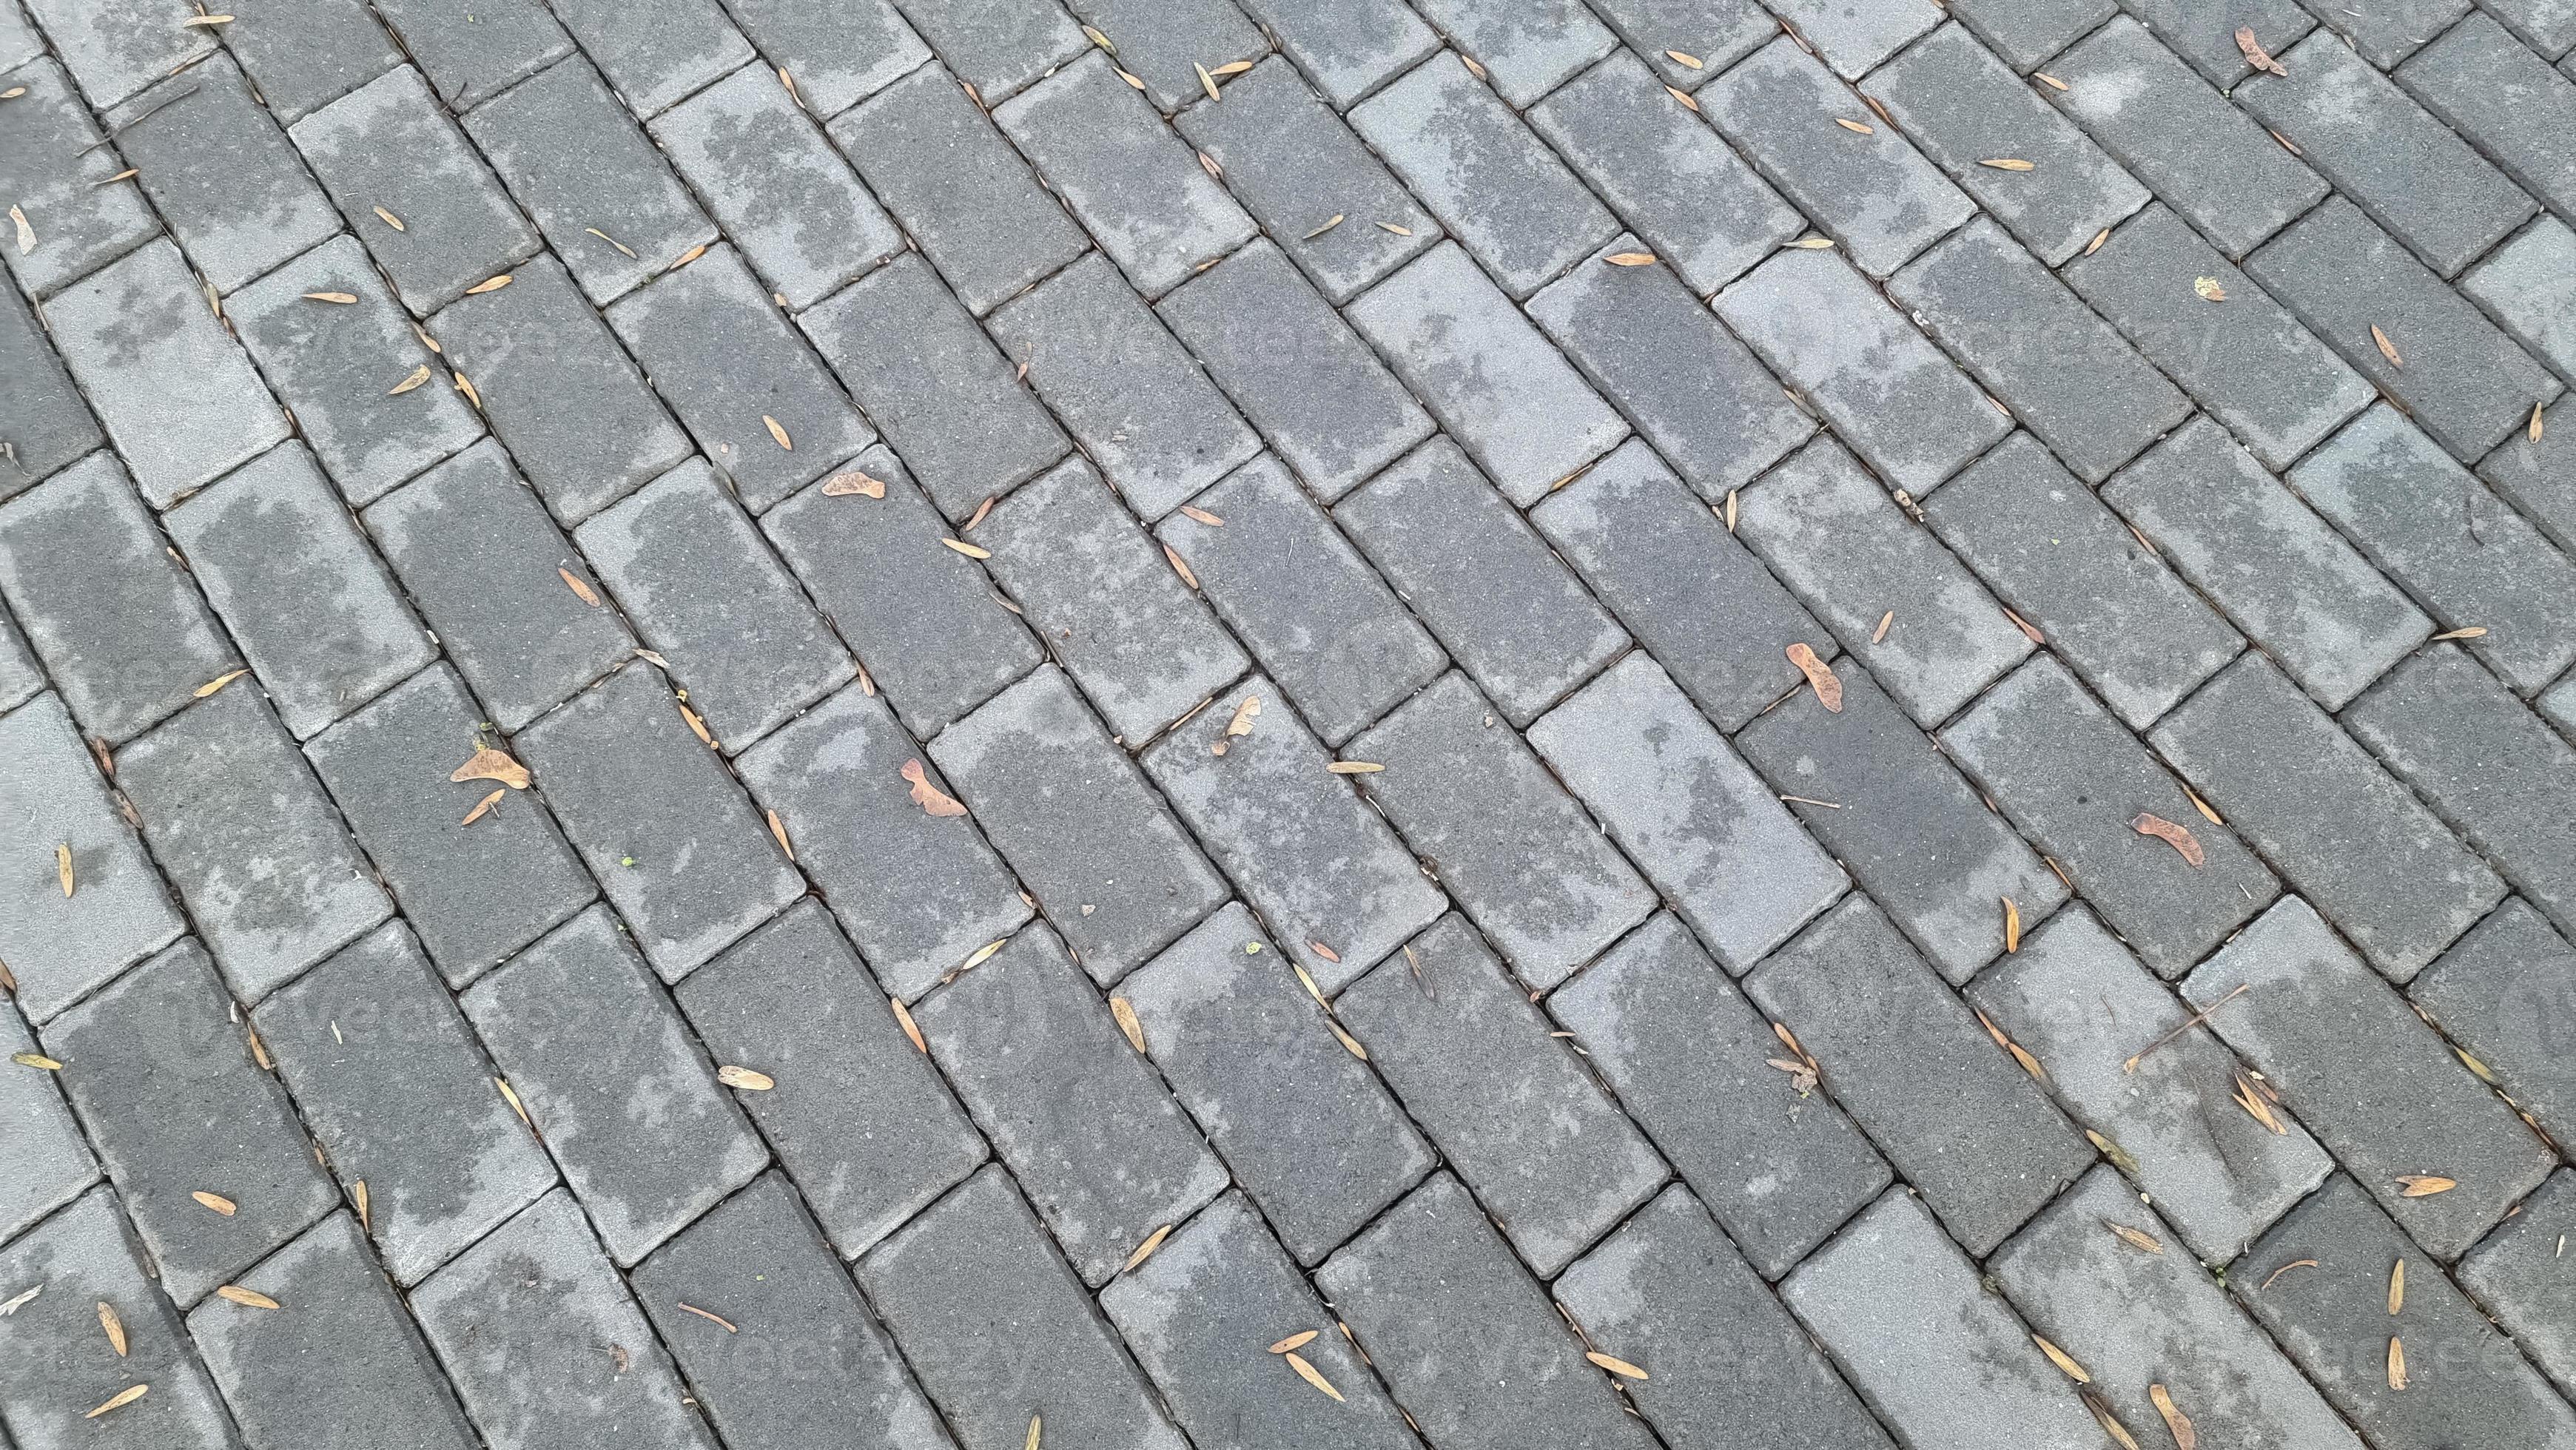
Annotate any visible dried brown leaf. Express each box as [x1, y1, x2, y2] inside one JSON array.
[[2395, 1174, 2456, 1197], [891, 996, 927, 1054], [2193, 275, 2227, 303], [1586, 1351, 1649, 1380], [2260, 1257, 2318, 1290], [460, 788, 505, 826], [677, 1301, 739, 1332], [1835, 117, 1873, 134], [2236, 26, 2287, 75], [1325, 1017, 1369, 1060], [1268, 1330, 1319, 1354], [898, 758, 966, 817], [2002, 896, 2021, 954], [559, 567, 600, 605], [2372, 324, 2404, 368], [1110, 996, 1146, 1054], [85, 1385, 147, 1419], [2388, 1257, 2405, 1315], [763, 415, 793, 451], [1872, 608, 1893, 643], [1123, 1224, 1172, 1273], [1666, 84, 1700, 112], [765, 808, 793, 861], [1786, 641, 1842, 711], [1666, 48, 1703, 68], [1196, 61, 1220, 102], [586, 226, 636, 258], [2533, 402, 2546, 443], [301, 291, 357, 304], [372, 205, 404, 232], [820, 469, 886, 498], [2034, 71, 2069, 90], [98, 1300, 126, 1355], [1180, 504, 1224, 526], [1163, 543, 1199, 589], [716, 1065, 774, 1090], [463, 273, 511, 294], [352, 1177, 371, 1228], [192, 1190, 237, 1216], [1325, 760, 1384, 774], [2388, 1335, 2407, 1389], [451, 745, 531, 791], [942, 537, 992, 560], [1301, 214, 1345, 240], [11, 1051, 63, 1070], [2233, 1072, 2286, 1133], [2105, 1220, 2164, 1254], [2150, 1383, 2196, 1450], [1284, 1350, 1345, 1400], [56, 842, 73, 899], [2132, 812, 2205, 866], [387, 364, 431, 395], [1604, 251, 1658, 266], [212, 1284, 280, 1310], [2034, 1334, 2091, 1383], [2428, 626, 2487, 641], [1979, 158, 2036, 171]]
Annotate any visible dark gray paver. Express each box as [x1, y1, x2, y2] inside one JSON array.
[[1100, 1191, 1421, 1448], [289, 66, 542, 315], [1924, 432, 2240, 727], [305, 665, 596, 986], [929, 666, 1229, 982], [1530, 236, 1815, 502], [1993, 1167, 2365, 1450], [2412, 13, 2576, 223], [1528, 51, 1800, 296], [1170, 55, 1441, 304], [650, 64, 899, 311], [913, 922, 1228, 1284], [2464, 218, 2576, 388], [24, 0, 210, 108], [227, 239, 485, 507], [2490, 0, 2576, 53], [673, 902, 987, 1254], [1747, 896, 2091, 1254], [0, 1187, 238, 1450], [1529, 439, 1823, 731], [734, 684, 1031, 1000], [1871, 23, 2150, 267], [0, 275, 102, 497], [119, 687, 393, 999], [734, 0, 929, 115], [548, 0, 750, 116], [1412, 0, 1615, 105], [1234, 0, 1436, 106], [362, 439, 638, 732], [2347, 644, 2576, 937], [2187, 896, 2554, 1259], [1061, 0, 1266, 113], [105, 56, 339, 296], [2251, 197, 2562, 464], [1970, 905, 2334, 1264], [0, 58, 157, 300], [460, 907, 768, 1264], [1551, 914, 1891, 1278], [0, 451, 235, 744], [801, 253, 1069, 519], [1157, 241, 1433, 501], [2048, 17, 2326, 259], [2065, 203, 2374, 469], [0, 692, 183, 1022], [464, 56, 716, 304], [2296, 404, 2576, 691], [1738, 664, 2070, 982], [2460, 1170, 2576, 1397], [2294, 0, 2471, 66], [189, 1211, 480, 1450], [1735, 436, 2035, 725], [2236, 1174, 2576, 1446], [1317, 1173, 1660, 1450], [1889, 218, 2191, 484], [1557, 1184, 1894, 1449], [1781, 1188, 2108, 1449], [511, 666, 803, 980], [829, 61, 1091, 317], [2105, 417, 2430, 707], [1943, 655, 2277, 974], [607, 249, 878, 513], [630, 1172, 950, 1450], [761, 444, 1043, 736], [1533, 653, 1846, 970], [993, 51, 1255, 297], [1348, 50, 1618, 298], [2240, 30, 2532, 280], [885, 0, 1075, 103], [1345, 244, 1630, 506], [1336, 437, 1627, 724], [574, 457, 854, 749], [1348, 671, 1656, 988], [44, 940, 339, 1304], [858, 1166, 1189, 1450], [371, 0, 568, 109], [0, 999, 96, 1239], [1339, 914, 1667, 1275], [252, 923, 557, 1284], [217, 0, 401, 122], [1141, 674, 1447, 989], [163, 443, 434, 740], [2155, 652, 2506, 979], [44, 240, 289, 508], [428, 256, 691, 525], [988, 252, 1261, 519], [1773, 0, 1945, 74], [1116, 903, 1436, 1264], [1704, 37, 1974, 278], [974, 456, 1249, 741], [411, 1189, 719, 1450], [1715, 247, 2011, 496], [2123, 0, 2316, 84], [1587, 0, 1778, 88], [2412, 900, 2576, 1147], [1153, 456, 1444, 743]]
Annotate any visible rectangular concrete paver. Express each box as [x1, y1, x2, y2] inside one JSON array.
[[0, 58, 158, 300], [0, 275, 102, 497], [216, 0, 400, 123], [105, 56, 340, 297], [1233, 0, 1436, 107], [0, 692, 184, 1021], [371, 0, 568, 110], [2404, 15, 2576, 233], [883, 0, 1074, 104], [1060, 0, 1265, 114], [0, 999, 97, 1240], [2460, 1170, 2576, 1400], [734, 0, 928, 115], [1952, 0, 2116, 67], [2411, 900, 2576, 1148], [548, 0, 749, 117], [1412, 0, 1613, 105], [2464, 218, 2576, 394]]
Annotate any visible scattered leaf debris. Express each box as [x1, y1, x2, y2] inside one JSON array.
[[2193, 276, 2227, 303], [451, 746, 531, 791], [900, 758, 968, 817], [1268, 1330, 1318, 1354], [2261, 1258, 2318, 1289], [1110, 996, 1146, 1054], [1604, 251, 1657, 266], [1123, 1224, 1172, 1273], [86, 1385, 147, 1419], [891, 996, 927, 1054], [213, 1284, 280, 1310], [1586, 1351, 1649, 1380], [716, 1065, 774, 1090], [191, 1191, 237, 1217], [1786, 642, 1842, 712], [821, 470, 886, 498], [98, 1300, 126, 1356], [2395, 1175, 2456, 1197], [558, 567, 600, 606], [2105, 1220, 2164, 1254], [2372, 324, 2404, 368], [2149, 1384, 2196, 1450], [677, 1301, 739, 1332], [2131, 812, 2205, 866], [2236, 27, 2287, 75], [1284, 1350, 1345, 1400]]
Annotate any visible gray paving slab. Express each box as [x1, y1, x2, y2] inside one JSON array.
[[734, 0, 929, 115], [2412, 899, 2576, 1148], [1940, 654, 2278, 975], [163, 442, 434, 740], [1060, 0, 1265, 114], [0, 604, 38, 714], [2464, 218, 2576, 390], [22, 0, 210, 108], [2293, 0, 2471, 67], [1586, 0, 1778, 88], [460, 907, 768, 1264], [0, 692, 184, 1022], [2488, 0, 2576, 53], [118, 687, 394, 1000], [548, 0, 750, 117], [509, 665, 804, 979], [0, 58, 158, 300], [0, 274, 102, 499], [2401, 13, 2576, 224], [361, 439, 639, 732], [630, 1171, 951, 1450], [2122, 0, 2316, 84], [734, 683, 1031, 999], [1550, 914, 1891, 1278], [104, 56, 340, 297], [1411, 0, 1614, 105], [0, 1000, 97, 1240], [1775, 0, 1947, 74], [1115, 903, 1435, 1264], [912, 921, 1228, 1284], [251, 923, 558, 1284], [1970, 905, 2335, 1264], [886, 0, 1077, 104], [1232, 0, 1434, 106], [371, 0, 568, 109], [0, 0, 35, 67], [1943, 0, 2117, 72], [43, 940, 340, 1305], [675, 903, 987, 1255], [2459, 1169, 2576, 1400], [928, 666, 1228, 982], [216, 0, 400, 122], [1924, 431, 2241, 728]]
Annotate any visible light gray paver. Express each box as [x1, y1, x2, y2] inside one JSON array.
[[548, 0, 749, 116], [2292, 0, 2470, 69], [2123, 0, 2316, 84], [104, 56, 341, 296], [883, 0, 1075, 104], [2412, 900, 2576, 1147], [1059, 0, 1266, 114], [734, 0, 929, 115], [2460, 1170, 2576, 1399], [24, 0, 210, 107], [1586, 0, 1778, 88], [2463, 217, 2576, 388], [1411, 0, 1615, 105], [0, 58, 158, 300], [215, 0, 400, 123], [1233, 0, 1436, 107], [0, 273, 102, 498], [0, 692, 184, 1021], [371, 0, 569, 110], [0, 998, 96, 1239]]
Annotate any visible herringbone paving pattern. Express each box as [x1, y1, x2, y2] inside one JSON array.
[[4, 0, 2576, 1444]]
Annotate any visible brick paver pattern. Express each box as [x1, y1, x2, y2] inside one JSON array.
[[4, 0, 2576, 1445]]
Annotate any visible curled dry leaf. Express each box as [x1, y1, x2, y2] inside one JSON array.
[[2131, 812, 2205, 866], [192, 1190, 238, 1217], [942, 537, 992, 560], [820, 470, 885, 498], [11, 1051, 64, 1070], [213, 1284, 280, 1310], [196, 669, 248, 698], [2233, 1072, 2285, 1133], [1123, 1224, 1173, 1273], [460, 788, 505, 826], [716, 1065, 774, 1090], [2002, 896, 2020, 953], [85, 1385, 147, 1420], [763, 415, 793, 451], [1667, 48, 1704, 68], [1785, 642, 1842, 712], [301, 291, 357, 303], [1587, 1351, 1649, 1380], [899, 758, 967, 817], [1109, 996, 1146, 1054], [1211, 694, 1260, 756], [57, 843, 73, 899], [98, 1300, 126, 1355], [2236, 26, 2288, 76], [2034, 1334, 2091, 1383], [1283, 1350, 1345, 1401], [2149, 1384, 2196, 1450], [463, 274, 511, 294], [2105, 1220, 2164, 1255], [2372, 324, 2404, 368], [1268, 1330, 1319, 1354], [1325, 760, 1384, 775], [2395, 1175, 2456, 1197], [451, 746, 531, 791], [891, 996, 927, 1054], [387, 364, 431, 395], [1604, 251, 1658, 266], [2388, 1335, 2407, 1390], [2388, 1257, 2405, 1315], [1979, 158, 2036, 171], [1834, 117, 1873, 134], [2193, 276, 2227, 303]]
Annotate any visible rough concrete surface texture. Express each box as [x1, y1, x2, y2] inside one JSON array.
[[3, 0, 2575, 1445]]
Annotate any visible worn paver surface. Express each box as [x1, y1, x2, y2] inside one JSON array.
[[5, 2, 2575, 1444]]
